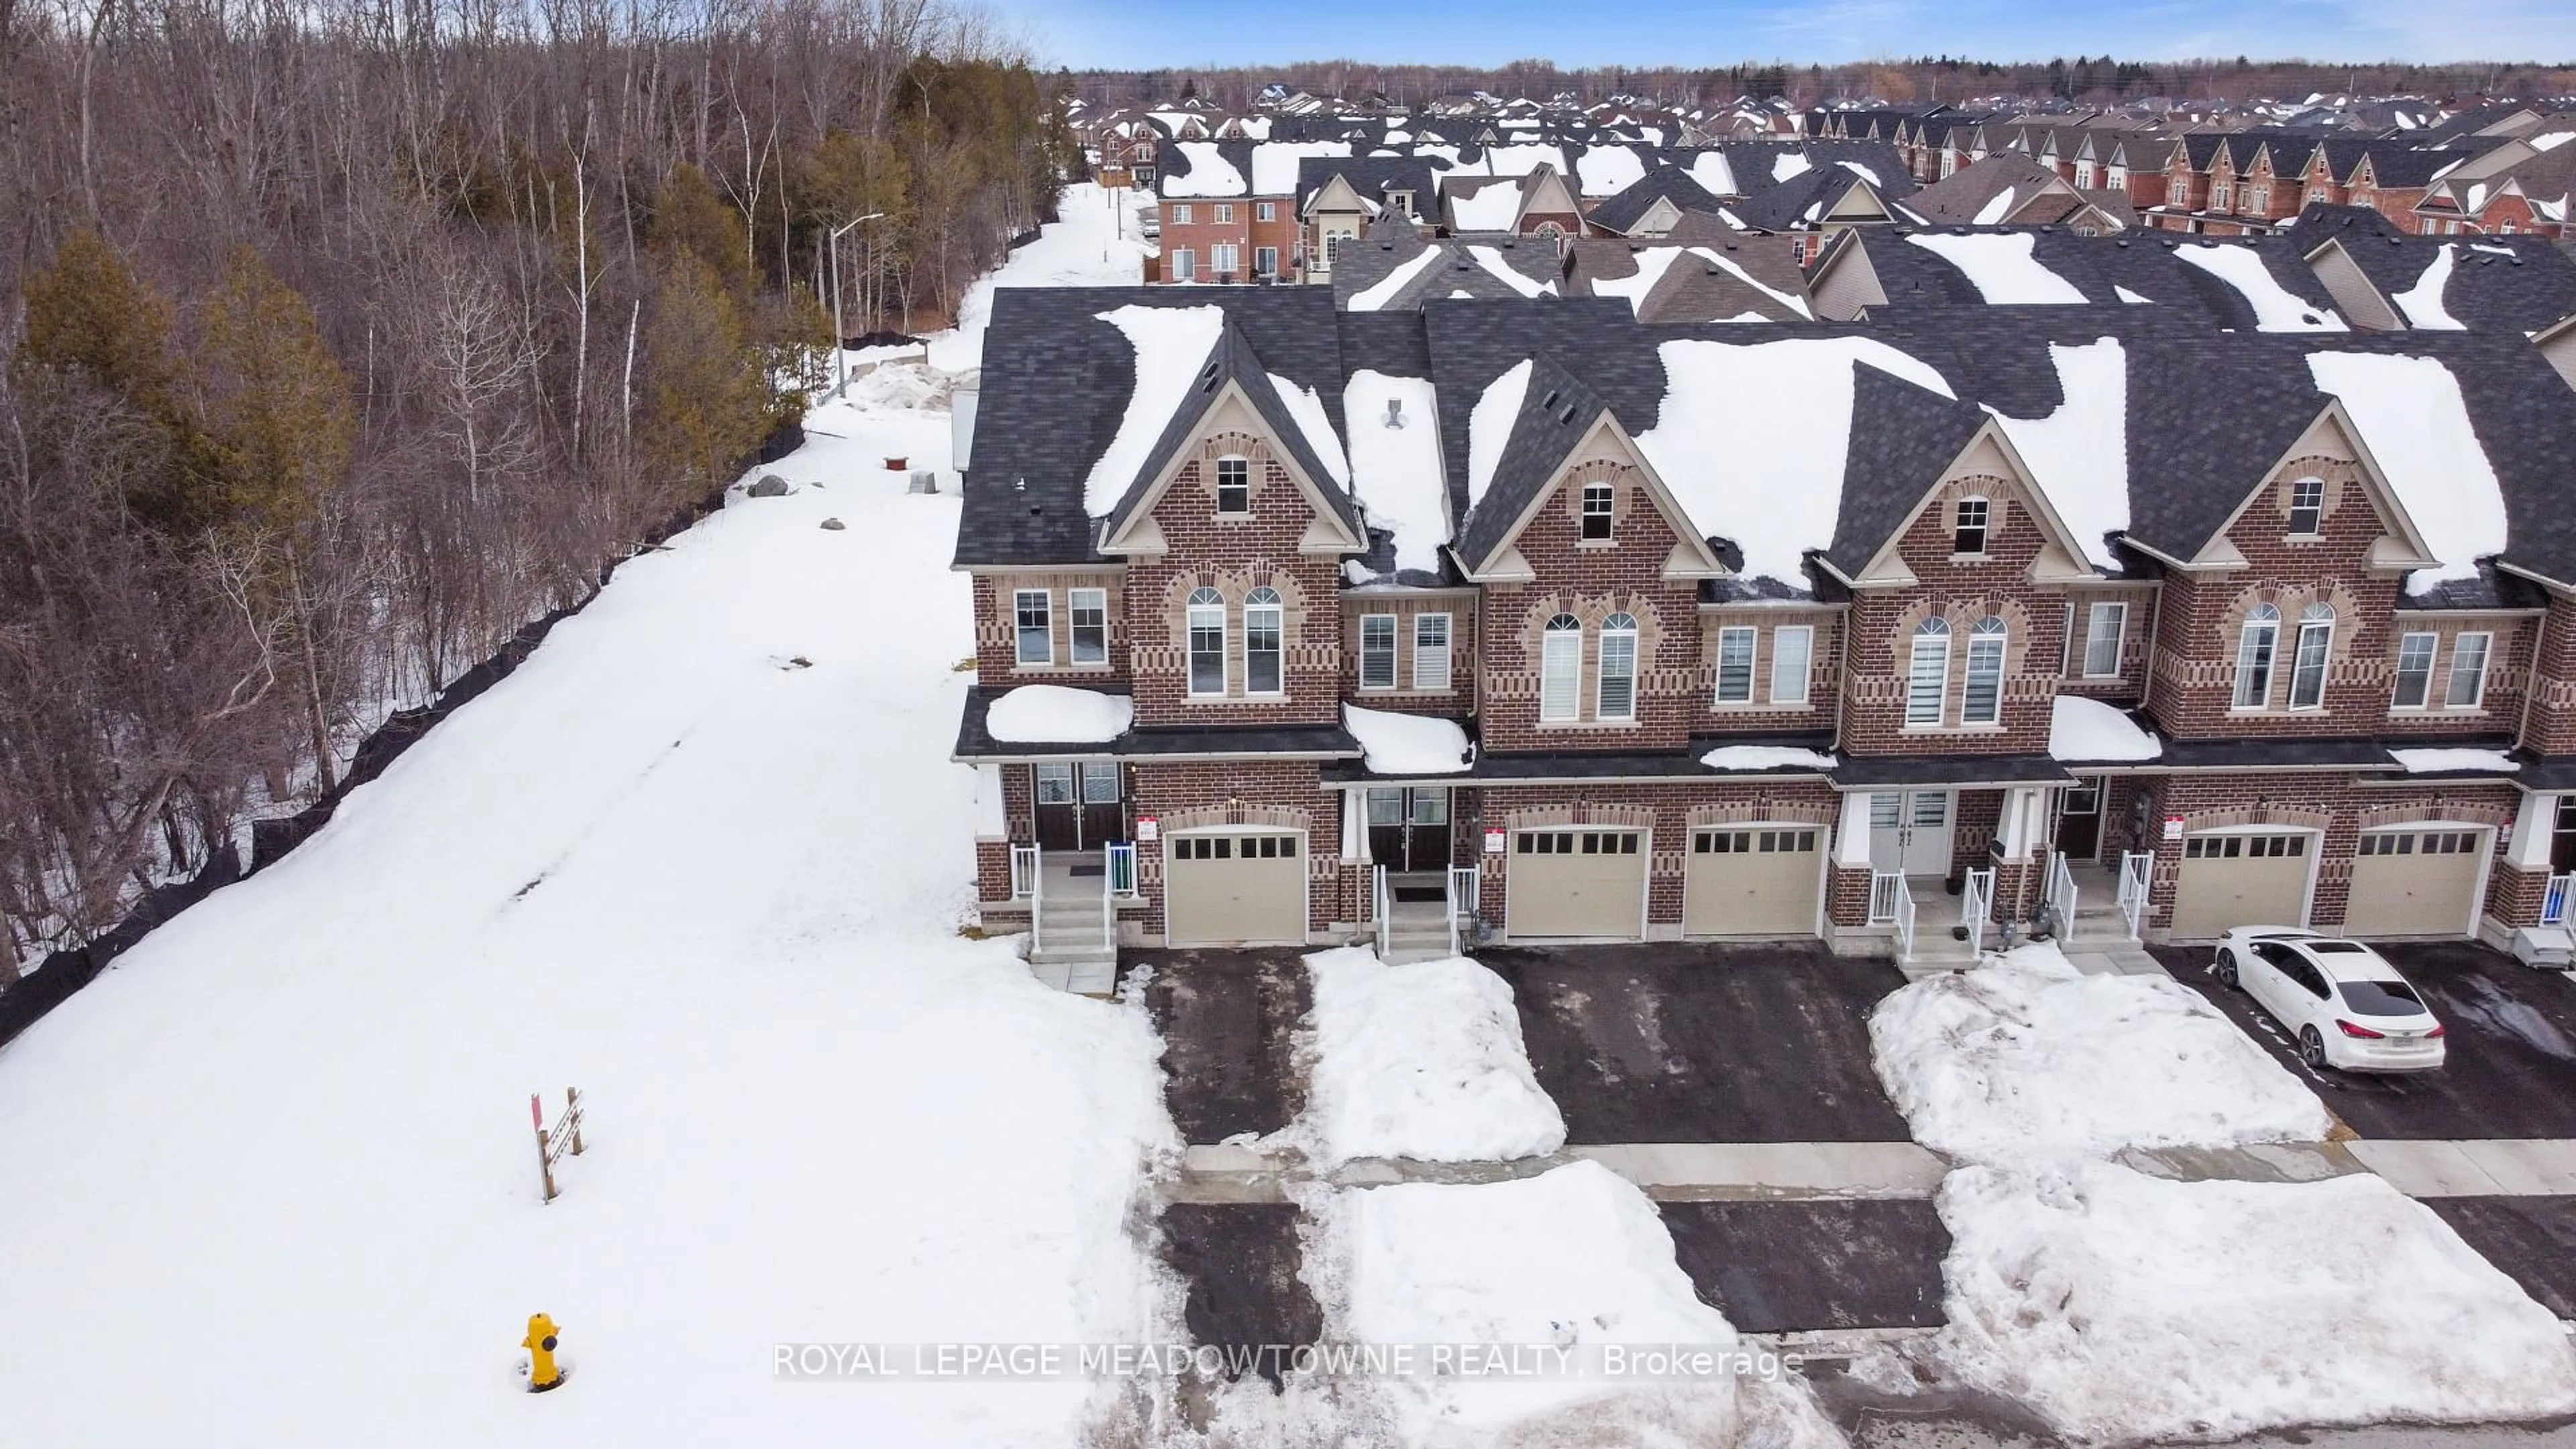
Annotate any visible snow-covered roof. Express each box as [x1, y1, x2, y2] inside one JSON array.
[[1083, 305, 1226, 516], [1343, 705, 1472, 774], [2387, 747, 2518, 774], [1165, 142, 1246, 197], [2175, 245, 2345, 332], [1906, 232, 2087, 306], [1466, 359, 1533, 511], [1348, 246, 1444, 311], [1699, 744, 1837, 772], [2050, 696, 2159, 763], [2304, 352, 2502, 589], [1344, 372, 1447, 573], [1447, 180, 1522, 231], [2390, 244, 2465, 330], [1250, 141, 1349, 195], [1992, 339, 2127, 571], [1574, 145, 1646, 197], [985, 686, 1134, 744], [1466, 244, 1554, 298]]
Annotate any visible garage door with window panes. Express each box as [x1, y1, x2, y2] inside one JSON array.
[[1165, 831, 1305, 947], [2345, 828, 2488, 938], [2171, 831, 2312, 937], [1508, 828, 1646, 939], [1684, 826, 1821, 936]]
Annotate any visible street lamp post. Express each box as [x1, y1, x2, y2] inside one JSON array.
[[827, 210, 886, 398]]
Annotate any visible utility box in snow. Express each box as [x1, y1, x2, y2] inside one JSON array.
[[2510, 926, 2573, 970]]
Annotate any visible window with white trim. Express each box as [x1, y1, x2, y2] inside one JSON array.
[[1580, 482, 1614, 541], [2082, 602, 2127, 678], [1215, 455, 1250, 513], [2392, 631, 2436, 708], [1211, 241, 1240, 274], [1907, 618, 1951, 726], [1953, 496, 1989, 555], [1187, 588, 1226, 695], [1213, 203, 1233, 223], [1359, 614, 1397, 689], [1963, 616, 2007, 725], [1598, 613, 1639, 720], [1770, 625, 1813, 704], [1254, 246, 1279, 276], [1714, 627, 1756, 703], [2446, 632, 2491, 708], [1244, 588, 1284, 694], [2235, 604, 2279, 707], [1070, 588, 1108, 665], [1014, 589, 1052, 665], [1171, 247, 1195, 281], [2289, 602, 2333, 710], [1540, 614, 1582, 721], [1413, 614, 1452, 690], [2287, 476, 2324, 535], [1172, 204, 1193, 225], [1256, 201, 1275, 222]]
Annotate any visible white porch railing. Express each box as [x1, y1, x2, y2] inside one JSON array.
[[2544, 872, 2574, 928], [1961, 867, 1994, 957], [2118, 851, 2153, 941], [1107, 841, 1137, 896], [2044, 851, 2078, 942], [1448, 863, 1480, 957], [1373, 864, 1391, 960], [1893, 879, 1917, 963], [1010, 841, 1039, 898], [1868, 871, 1905, 925], [1099, 847, 1118, 954]]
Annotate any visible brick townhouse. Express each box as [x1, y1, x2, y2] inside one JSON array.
[[951, 287, 2576, 976]]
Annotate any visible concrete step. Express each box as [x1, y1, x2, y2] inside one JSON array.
[[1029, 955, 1116, 996]]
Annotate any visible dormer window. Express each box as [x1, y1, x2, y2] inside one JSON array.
[[1216, 456, 1251, 513], [2287, 476, 2324, 535], [1953, 497, 1990, 555], [1580, 482, 1614, 541]]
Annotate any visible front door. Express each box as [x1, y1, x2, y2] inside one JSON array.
[[1868, 792, 1953, 877], [1366, 788, 1453, 871], [2057, 777, 2104, 861], [1034, 761, 1122, 851]]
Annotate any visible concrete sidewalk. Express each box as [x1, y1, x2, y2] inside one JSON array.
[[2344, 1138, 2576, 1196]]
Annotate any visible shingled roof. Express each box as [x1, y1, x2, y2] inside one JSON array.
[[1587, 164, 1727, 235]]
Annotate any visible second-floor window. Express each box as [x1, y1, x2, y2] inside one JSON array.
[[2394, 631, 2438, 708], [1360, 614, 1397, 689], [1070, 588, 1108, 664], [1015, 589, 1052, 664], [2288, 476, 2324, 535], [1964, 616, 2007, 724], [1245, 588, 1283, 694], [1598, 613, 1639, 720], [1188, 588, 1226, 695], [1256, 201, 1275, 222], [2235, 604, 2279, 707], [1216, 456, 1251, 513], [1173, 204, 1193, 225], [1907, 618, 1950, 726], [1214, 203, 1233, 223], [1580, 482, 1615, 541], [2289, 603, 2334, 710], [1771, 625, 1813, 704], [2168, 178, 2188, 205], [1541, 614, 1582, 721], [1413, 614, 1452, 690], [2082, 602, 2127, 678], [1953, 497, 1989, 555], [2447, 632, 2491, 708], [1715, 627, 1757, 703]]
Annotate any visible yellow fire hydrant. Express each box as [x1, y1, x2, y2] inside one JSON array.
[[524, 1313, 565, 1393]]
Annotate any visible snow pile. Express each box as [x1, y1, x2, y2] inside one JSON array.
[[1689, 150, 1739, 196], [1297, 948, 1564, 1166], [985, 684, 1133, 743], [1993, 340, 2127, 570], [1476, 143, 1564, 178], [1250, 140, 1349, 195], [2113, 284, 2154, 305], [1083, 305, 1226, 517], [926, 182, 1155, 372], [1872, 942, 2328, 1163], [2049, 695, 2159, 761], [1938, 1162, 2576, 1442], [1313, 1161, 1748, 1442], [1576, 144, 1646, 196], [1839, 159, 1883, 186], [1166, 140, 1246, 195], [2175, 244, 2347, 331], [1447, 180, 1522, 231], [1466, 359, 1534, 511], [1348, 246, 1444, 311], [1468, 244, 1556, 297], [1771, 150, 1812, 182], [1972, 188, 2018, 224], [1344, 371, 1448, 570], [1589, 246, 1686, 315], [1344, 705, 1471, 775], [1907, 231, 2086, 304], [1690, 248, 1813, 317], [1267, 372, 1352, 485], [1700, 745, 1837, 771], [1635, 337, 1954, 584], [2392, 244, 2465, 329], [2390, 747, 2519, 773], [2306, 352, 2504, 588]]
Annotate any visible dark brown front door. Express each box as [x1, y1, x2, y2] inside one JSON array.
[[1034, 761, 1124, 851], [2057, 777, 2104, 861], [1366, 788, 1452, 872]]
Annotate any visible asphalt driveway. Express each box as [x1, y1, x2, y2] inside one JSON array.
[[1479, 943, 1915, 1144], [1137, 948, 1310, 1144], [1157, 1203, 1319, 1389], [2425, 1197, 2576, 1321], [1660, 1199, 1949, 1333], [2155, 941, 2576, 1140]]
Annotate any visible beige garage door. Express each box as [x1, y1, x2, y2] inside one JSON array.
[[2170, 831, 2314, 938], [1165, 831, 1306, 947], [1508, 828, 1646, 939], [1684, 825, 1823, 936], [2345, 827, 2487, 938]]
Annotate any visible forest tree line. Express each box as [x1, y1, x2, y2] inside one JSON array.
[[0, 0, 1076, 979]]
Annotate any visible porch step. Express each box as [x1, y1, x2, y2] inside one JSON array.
[[1029, 955, 1117, 996]]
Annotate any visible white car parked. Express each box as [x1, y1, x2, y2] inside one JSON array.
[[2212, 928, 2447, 1073]]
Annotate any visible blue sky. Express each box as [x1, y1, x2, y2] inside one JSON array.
[[1002, 0, 2576, 72]]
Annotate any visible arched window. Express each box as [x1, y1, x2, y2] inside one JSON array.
[[1907, 618, 1951, 727], [1187, 587, 1227, 696], [1963, 616, 2007, 724], [1244, 587, 1283, 694], [1215, 456, 1251, 514], [1597, 613, 1640, 720], [1540, 614, 1583, 722], [2289, 602, 2334, 710], [2235, 603, 2281, 708]]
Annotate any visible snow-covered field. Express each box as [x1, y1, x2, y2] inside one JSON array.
[[1293, 948, 1563, 1167], [1871, 941, 2331, 1163], [0, 189, 1173, 1449]]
